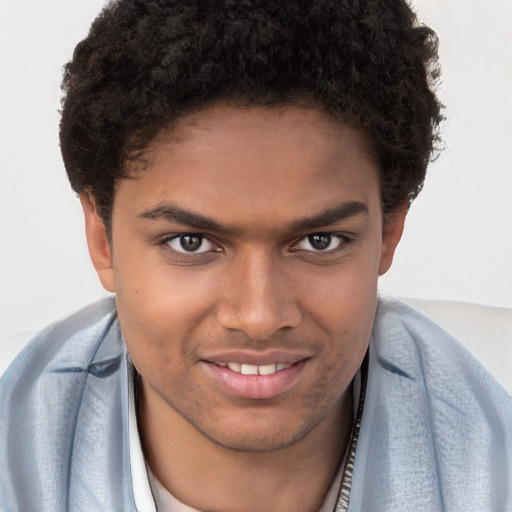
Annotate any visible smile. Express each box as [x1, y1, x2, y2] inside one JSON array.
[[203, 358, 308, 400], [217, 362, 293, 375]]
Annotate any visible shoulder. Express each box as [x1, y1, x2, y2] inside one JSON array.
[[0, 297, 119, 382], [0, 332, 35, 380], [349, 297, 512, 511], [0, 298, 134, 511], [376, 296, 512, 396]]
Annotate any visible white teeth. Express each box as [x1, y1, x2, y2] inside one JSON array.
[[240, 364, 258, 375], [223, 362, 293, 375], [258, 364, 277, 375], [227, 362, 241, 372]]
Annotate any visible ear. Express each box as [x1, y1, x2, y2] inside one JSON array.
[[80, 193, 115, 292], [378, 204, 408, 276]]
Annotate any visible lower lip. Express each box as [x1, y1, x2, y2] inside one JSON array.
[[202, 360, 308, 400]]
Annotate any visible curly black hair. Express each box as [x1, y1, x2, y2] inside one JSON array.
[[60, 0, 443, 229]]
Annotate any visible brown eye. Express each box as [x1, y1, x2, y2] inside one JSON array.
[[166, 234, 217, 253], [179, 234, 203, 252], [308, 234, 331, 250], [295, 233, 346, 252]]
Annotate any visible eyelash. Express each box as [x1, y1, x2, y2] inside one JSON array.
[[158, 232, 353, 259], [292, 233, 352, 253], [160, 233, 221, 259]]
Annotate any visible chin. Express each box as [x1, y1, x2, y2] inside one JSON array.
[[206, 432, 306, 453], [195, 414, 318, 453]]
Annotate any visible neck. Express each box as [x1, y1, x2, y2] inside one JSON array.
[[137, 380, 354, 512]]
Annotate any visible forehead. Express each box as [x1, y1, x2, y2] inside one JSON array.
[[116, 104, 381, 230]]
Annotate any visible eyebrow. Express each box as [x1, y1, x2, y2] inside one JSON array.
[[290, 201, 369, 232], [139, 201, 369, 234], [140, 203, 233, 233]]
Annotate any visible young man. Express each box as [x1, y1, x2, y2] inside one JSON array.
[[0, 1, 510, 511]]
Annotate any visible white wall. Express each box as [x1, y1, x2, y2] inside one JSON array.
[[1, 0, 511, 337], [379, 0, 512, 305]]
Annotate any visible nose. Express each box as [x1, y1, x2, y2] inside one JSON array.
[[216, 251, 302, 340]]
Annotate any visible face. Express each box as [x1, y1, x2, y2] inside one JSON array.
[[83, 104, 405, 452]]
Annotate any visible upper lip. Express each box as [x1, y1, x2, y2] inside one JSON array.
[[201, 349, 311, 366]]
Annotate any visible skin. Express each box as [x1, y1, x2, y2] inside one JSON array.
[[82, 104, 407, 512]]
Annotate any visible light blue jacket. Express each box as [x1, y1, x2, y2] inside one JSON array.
[[0, 298, 510, 511]]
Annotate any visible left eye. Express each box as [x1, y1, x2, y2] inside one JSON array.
[[165, 234, 217, 254], [295, 233, 344, 252]]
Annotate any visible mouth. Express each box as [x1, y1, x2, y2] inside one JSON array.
[[215, 362, 293, 375], [201, 353, 310, 400]]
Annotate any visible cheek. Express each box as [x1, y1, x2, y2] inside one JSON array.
[[112, 258, 222, 379], [114, 253, 218, 329], [298, 257, 379, 375], [301, 257, 380, 329]]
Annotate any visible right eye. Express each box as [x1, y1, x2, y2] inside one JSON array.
[[164, 234, 218, 254]]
